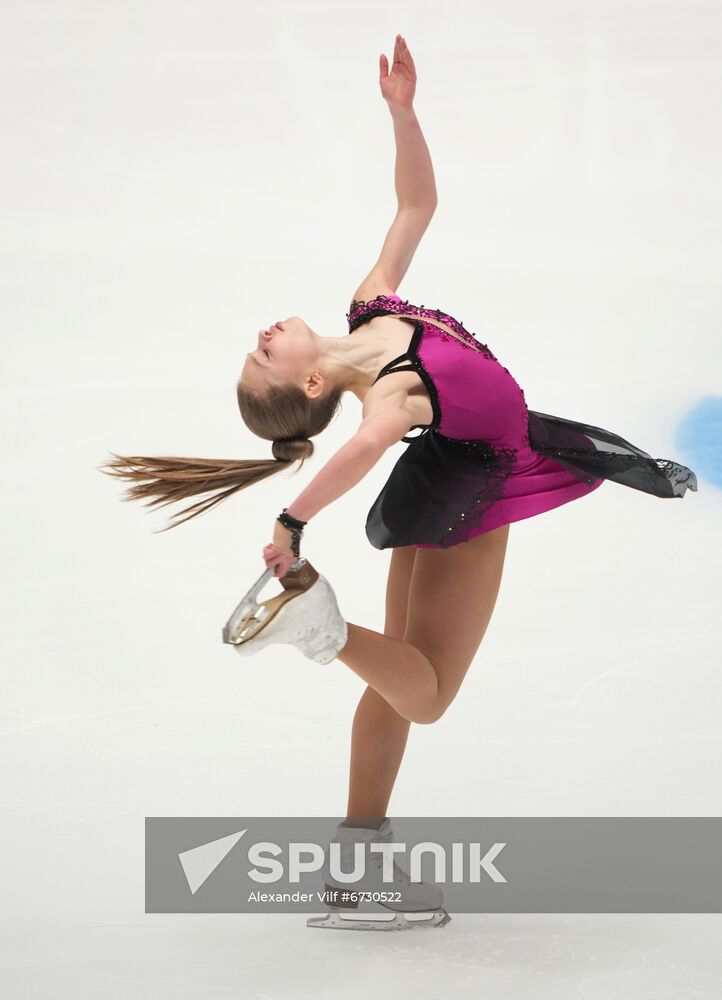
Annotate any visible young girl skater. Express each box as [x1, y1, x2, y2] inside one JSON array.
[[100, 35, 697, 930]]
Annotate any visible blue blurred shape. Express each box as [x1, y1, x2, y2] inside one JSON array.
[[676, 397, 722, 490]]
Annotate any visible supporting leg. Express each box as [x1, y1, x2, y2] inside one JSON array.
[[345, 545, 416, 827], [345, 685, 411, 826]]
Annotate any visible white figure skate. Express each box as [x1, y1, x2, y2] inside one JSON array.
[[307, 819, 452, 931], [222, 558, 348, 666]]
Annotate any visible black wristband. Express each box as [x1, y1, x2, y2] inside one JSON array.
[[277, 508, 307, 558], [277, 508, 307, 531]]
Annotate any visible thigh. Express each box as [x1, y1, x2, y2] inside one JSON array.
[[384, 544, 418, 639], [403, 524, 510, 709]]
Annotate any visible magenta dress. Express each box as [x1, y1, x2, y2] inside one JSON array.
[[347, 294, 697, 550]]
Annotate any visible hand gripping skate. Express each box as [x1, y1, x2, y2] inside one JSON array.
[[222, 558, 348, 665]]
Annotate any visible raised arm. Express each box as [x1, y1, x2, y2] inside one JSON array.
[[352, 36, 438, 302], [383, 36, 437, 211]]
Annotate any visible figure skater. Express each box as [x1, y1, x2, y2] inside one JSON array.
[[99, 35, 697, 930]]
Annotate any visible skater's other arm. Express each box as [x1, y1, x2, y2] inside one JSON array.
[[280, 408, 414, 527]]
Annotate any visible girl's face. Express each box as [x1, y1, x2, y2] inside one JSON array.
[[241, 317, 319, 393]]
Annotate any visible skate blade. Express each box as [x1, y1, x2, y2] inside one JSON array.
[[223, 568, 302, 645], [222, 560, 310, 646], [224, 588, 308, 648], [306, 908, 451, 931], [222, 566, 275, 644]]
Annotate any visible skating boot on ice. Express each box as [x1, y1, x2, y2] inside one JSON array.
[[222, 558, 347, 666], [307, 818, 451, 931]]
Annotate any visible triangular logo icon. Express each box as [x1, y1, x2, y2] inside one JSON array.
[[178, 829, 247, 894]]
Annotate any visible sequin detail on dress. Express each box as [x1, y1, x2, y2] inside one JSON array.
[[348, 293, 532, 448], [524, 410, 698, 498], [437, 439, 518, 546], [348, 294, 498, 360]]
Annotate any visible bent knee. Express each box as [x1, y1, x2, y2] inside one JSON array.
[[412, 699, 451, 726]]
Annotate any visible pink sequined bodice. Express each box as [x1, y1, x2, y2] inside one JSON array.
[[346, 293, 530, 449]]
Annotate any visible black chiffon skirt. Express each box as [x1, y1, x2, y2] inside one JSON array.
[[364, 410, 698, 550]]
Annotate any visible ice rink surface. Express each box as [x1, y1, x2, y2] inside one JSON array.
[[2, 0, 721, 996]]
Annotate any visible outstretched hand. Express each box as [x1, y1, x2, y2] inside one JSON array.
[[380, 34, 416, 110]]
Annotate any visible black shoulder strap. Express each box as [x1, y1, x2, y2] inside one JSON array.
[[373, 354, 415, 384]]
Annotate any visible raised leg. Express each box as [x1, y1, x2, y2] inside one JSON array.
[[337, 524, 510, 724]]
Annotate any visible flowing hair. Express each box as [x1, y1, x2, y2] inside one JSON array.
[[97, 379, 343, 531]]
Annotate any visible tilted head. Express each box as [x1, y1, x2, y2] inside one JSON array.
[[236, 316, 343, 468], [99, 317, 349, 532]]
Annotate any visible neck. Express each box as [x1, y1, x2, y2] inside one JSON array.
[[316, 332, 392, 400]]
